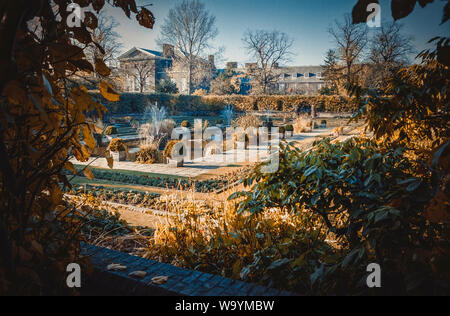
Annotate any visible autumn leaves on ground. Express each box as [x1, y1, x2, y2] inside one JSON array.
[[0, 0, 449, 296]]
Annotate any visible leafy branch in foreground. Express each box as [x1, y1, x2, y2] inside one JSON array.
[[0, 0, 154, 295]]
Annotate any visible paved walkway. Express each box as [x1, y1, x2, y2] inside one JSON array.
[[73, 128, 335, 178]]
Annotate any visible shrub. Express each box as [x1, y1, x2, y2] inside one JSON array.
[[108, 138, 127, 152], [163, 140, 181, 160], [91, 92, 356, 115], [104, 126, 118, 135], [230, 138, 449, 295], [233, 114, 261, 130], [130, 119, 140, 128], [293, 116, 311, 133], [286, 124, 294, 132], [135, 144, 160, 164], [193, 88, 208, 96], [279, 126, 286, 134], [181, 120, 191, 128], [156, 79, 179, 94], [333, 126, 345, 136]]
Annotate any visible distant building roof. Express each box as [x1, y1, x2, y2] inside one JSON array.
[[139, 48, 163, 57], [118, 47, 168, 60]]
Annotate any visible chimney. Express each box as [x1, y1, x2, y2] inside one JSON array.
[[163, 44, 175, 58], [208, 55, 215, 66], [226, 62, 238, 69]]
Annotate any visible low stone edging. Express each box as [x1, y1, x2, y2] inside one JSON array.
[[81, 244, 296, 296]]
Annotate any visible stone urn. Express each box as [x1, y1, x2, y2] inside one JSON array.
[[167, 158, 184, 168], [111, 151, 126, 162]]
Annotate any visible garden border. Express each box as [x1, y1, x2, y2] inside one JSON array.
[[81, 244, 297, 296]]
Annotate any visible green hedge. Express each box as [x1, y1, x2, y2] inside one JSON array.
[[90, 92, 357, 115]]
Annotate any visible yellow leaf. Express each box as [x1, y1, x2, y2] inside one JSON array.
[[83, 167, 95, 180], [95, 58, 111, 77], [107, 264, 127, 271], [151, 276, 169, 285], [31, 241, 44, 256], [82, 125, 96, 150], [51, 184, 63, 205], [106, 156, 114, 169], [129, 271, 147, 278], [99, 81, 120, 102], [64, 162, 77, 175]]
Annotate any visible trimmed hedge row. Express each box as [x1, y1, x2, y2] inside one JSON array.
[[201, 95, 357, 113], [90, 92, 357, 115]]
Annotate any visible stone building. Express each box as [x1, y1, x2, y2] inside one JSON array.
[[275, 65, 325, 95], [117, 44, 324, 95], [118, 45, 216, 94], [222, 63, 325, 95]]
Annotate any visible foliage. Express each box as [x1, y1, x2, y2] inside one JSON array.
[[193, 88, 208, 96], [352, 60, 449, 160], [108, 138, 127, 152], [230, 138, 449, 295], [319, 86, 338, 96], [70, 185, 160, 209], [233, 113, 262, 129], [181, 120, 191, 128], [104, 126, 118, 135], [293, 116, 312, 134], [94, 92, 357, 115], [321, 49, 341, 95], [285, 125, 294, 132], [145, 197, 331, 293], [72, 165, 250, 193], [156, 79, 179, 94]]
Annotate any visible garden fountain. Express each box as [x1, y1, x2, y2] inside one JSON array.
[[138, 104, 168, 146], [222, 105, 234, 126]]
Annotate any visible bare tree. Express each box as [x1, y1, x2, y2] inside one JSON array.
[[158, 0, 218, 94], [86, 12, 123, 67], [242, 30, 293, 94], [368, 22, 413, 87], [127, 61, 155, 93], [329, 15, 368, 87]]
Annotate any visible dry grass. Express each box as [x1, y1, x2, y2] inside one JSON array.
[[293, 115, 313, 134], [135, 143, 161, 164]]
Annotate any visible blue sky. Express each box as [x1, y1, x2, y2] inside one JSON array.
[[104, 0, 449, 67]]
